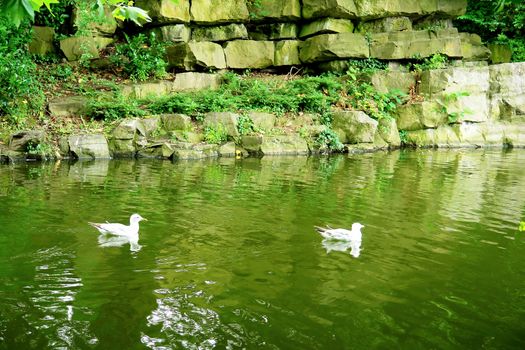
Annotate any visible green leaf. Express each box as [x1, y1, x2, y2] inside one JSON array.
[[3, 0, 35, 27], [121, 6, 152, 26]]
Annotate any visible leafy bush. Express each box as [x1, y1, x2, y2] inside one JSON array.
[[204, 124, 228, 144], [237, 115, 256, 135], [0, 21, 45, 121], [315, 129, 344, 152], [455, 0, 525, 62], [410, 54, 449, 72], [87, 97, 146, 121], [111, 33, 167, 81]]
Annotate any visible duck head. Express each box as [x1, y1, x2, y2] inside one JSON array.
[[352, 222, 365, 231], [130, 213, 147, 224]]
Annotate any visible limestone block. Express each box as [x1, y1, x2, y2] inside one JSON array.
[[368, 70, 416, 94], [151, 25, 191, 43], [192, 24, 248, 42], [191, 0, 249, 23], [135, 0, 190, 23], [396, 103, 424, 131], [302, 0, 358, 19], [161, 114, 192, 131], [60, 36, 113, 61], [489, 63, 525, 96], [413, 18, 453, 31], [260, 135, 309, 155], [248, 23, 298, 40], [29, 26, 55, 55], [420, 66, 490, 98], [299, 18, 354, 39], [299, 33, 369, 63], [488, 43, 512, 64], [112, 118, 145, 140], [121, 81, 173, 99], [356, 0, 422, 20], [172, 142, 220, 160], [378, 118, 401, 147], [141, 117, 161, 137], [502, 122, 525, 147], [224, 40, 274, 69], [405, 128, 436, 147], [166, 42, 226, 70], [460, 33, 491, 62], [203, 112, 240, 138], [69, 134, 111, 159], [110, 139, 136, 158], [247, 112, 276, 130], [332, 111, 378, 143], [421, 0, 467, 17], [433, 125, 460, 147], [484, 122, 506, 145], [247, 0, 301, 21], [48, 96, 89, 117], [172, 72, 222, 92], [274, 40, 301, 66], [370, 29, 462, 60], [452, 123, 486, 147], [357, 16, 412, 33]]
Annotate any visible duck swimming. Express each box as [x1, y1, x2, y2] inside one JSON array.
[[89, 213, 147, 237], [314, 223, 364, 241]]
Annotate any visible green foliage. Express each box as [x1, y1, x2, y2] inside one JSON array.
[[237, 114, 255, 135], [26, 141, 52, 157], [315, 129, 344, 152], [87, 96, 146, 121], [410, 54, 449, 72], [436, 91, 471, 123], [204, 124, 228, 144], [455, 0, 525, 62], [346, 58, 388, 78], [519, 221, 525, 232], [34, 0, 74, 35], [399, 130, 409, 144], [0, 21, 45, 121], [111, 33, 168, 82]]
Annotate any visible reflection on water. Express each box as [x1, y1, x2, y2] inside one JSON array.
[[0, 149, 524, 349], [322, 238, 361, 257], [97, 234, 142, 252]]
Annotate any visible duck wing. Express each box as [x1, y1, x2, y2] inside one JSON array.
[[315, 226, 353, 240], [89, 222, 131, 236]]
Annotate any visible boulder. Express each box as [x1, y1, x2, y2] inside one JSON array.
[[378, 118, 401, 147], [332, 111, 378, 143], [299, 33, 369, 63], [421, 0, 467, 17], [59, 36, 113, 61], [357, 16, 412, 33], [274, 40, 301, 66], [166, 42, 226, 70], [302, 0, 358, 19], [243, 135, 309, 155], [191, 0, 249, 23], [224, 40, 275, 69], [247, 112, 276, 131], [299, 18, 354, 39], [69, 134, 111, 159], [48, 96, 89, 117], [192, 24, 248, 42], [134, 0, 190, 23], [460, 33, 491, 62], [8, 130, 46, 152], [172, 72, 222, 91], [247, 0, 301, 21], [218, 142, 237, 157], [161, 114, 192, 131], [203, 112, 240, 138], [29, 26, 55, 55], [367, 70, 416, 94], [420, 66, 490, 98], [150, 25, 191, 43], [172, 142, 220, 160]]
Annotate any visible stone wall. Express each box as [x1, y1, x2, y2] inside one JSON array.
[[396, 62, 525, 148], [38, 0, 496, 70]]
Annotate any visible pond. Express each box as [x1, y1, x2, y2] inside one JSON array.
[[0, 149, 524, 349]]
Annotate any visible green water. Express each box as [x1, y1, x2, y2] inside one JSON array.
[[0, 150, 524, 349]]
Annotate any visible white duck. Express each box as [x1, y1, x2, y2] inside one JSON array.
[[89, 213, 147, 237], [314, 223, 364, 241]]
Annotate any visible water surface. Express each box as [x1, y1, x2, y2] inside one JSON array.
[[0, 149, 524, 349]]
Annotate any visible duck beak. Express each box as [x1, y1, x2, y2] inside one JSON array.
[[142, 218, 148, 221]]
